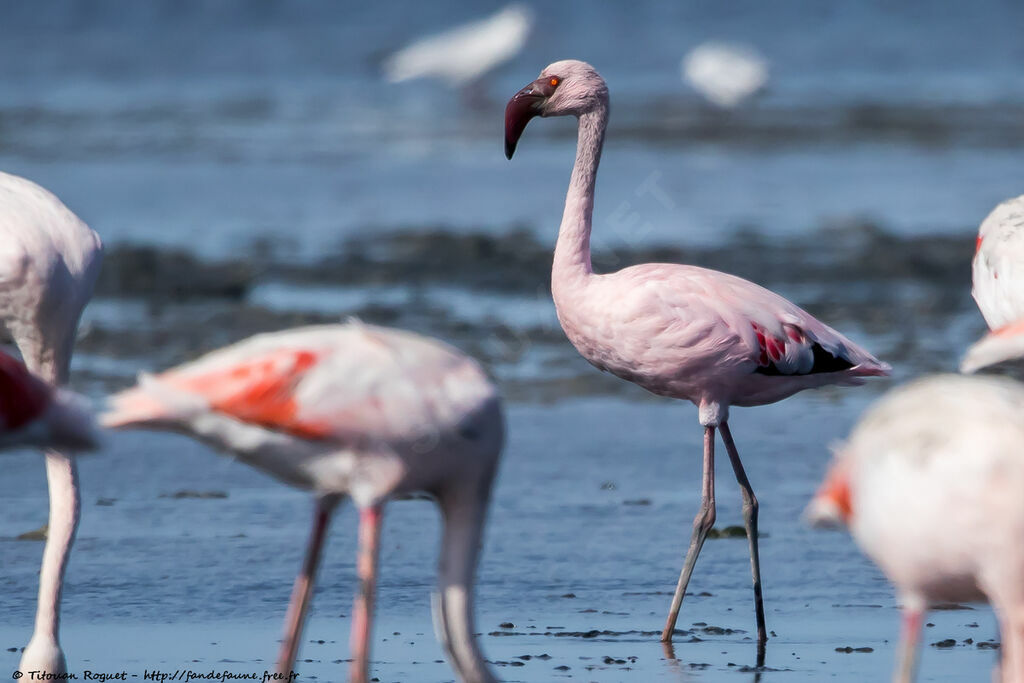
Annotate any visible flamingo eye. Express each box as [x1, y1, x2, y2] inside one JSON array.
[[549, 77, 560, 87]]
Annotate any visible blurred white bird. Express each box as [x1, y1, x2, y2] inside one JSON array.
[[682, 41, 769, 108], [972, 194, 1024, 331], [383, 4, 533, 87], [807, 369, 1024, 683], [807, 321, 1024, 683]]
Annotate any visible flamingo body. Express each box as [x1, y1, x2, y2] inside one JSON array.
[[0, 171, 102, 675], [103, 322, 502, 683], [0, 172, 103, 382], [556, 262, 887, 416], [808, 373, 1024, 682], [973, 194, 1024, 330]]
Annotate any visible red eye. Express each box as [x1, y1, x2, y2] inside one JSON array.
[[549, 77, 560, 87]]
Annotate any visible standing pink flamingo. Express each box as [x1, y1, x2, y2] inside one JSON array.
[[504, 60, 890, 648], [807, 330, 1024, 682], [973, 195, 1024, 331], [0, 171, 103, 674], [0, 349, 97, 452], [101, 322, 503, 683]]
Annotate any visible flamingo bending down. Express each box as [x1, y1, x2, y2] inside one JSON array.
[[504, 60, 890, 648], [0, 349, 96, 452], [0, 171, 103, 674], [973, 194, 1024, 331], [806, 362, 1024, 683], [101, 322, 503, 683]]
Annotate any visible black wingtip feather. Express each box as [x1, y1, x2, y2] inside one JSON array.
[[755, 341, 855, 377]]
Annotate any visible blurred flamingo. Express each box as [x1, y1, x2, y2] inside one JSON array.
[[383, 4, 532, 90], [0, 171, 103, 674], [973, 195, 1024, 330], [683, 41, 769, 108], [102, 322, 503, 683], [504, 59, 889, 649], [807, 325, 1024, 682]]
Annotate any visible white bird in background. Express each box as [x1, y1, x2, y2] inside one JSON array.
[[102, 322, 503, 683], [682, 41, 769, 108], [972, 194, 1024, 331], [0, 171, 103, 675], [383, 4, 533, 88], [0, 348, 97, 452], [807, 326, 1024, 683]]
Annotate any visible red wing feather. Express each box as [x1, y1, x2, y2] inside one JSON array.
[[167, 349, 332, 439]]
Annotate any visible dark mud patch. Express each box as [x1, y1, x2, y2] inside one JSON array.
[[15, 524, 48, 541], [159, 490, 229, 500], [97, 245, 254, 301], [76, 221, 984, 398], [100, 219, 973, 300]]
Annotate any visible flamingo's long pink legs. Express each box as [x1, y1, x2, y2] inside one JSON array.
[[894, 605, 923, 683], [720, 421, 768, 654], [990, 602, 1024, 683], [662, 425, 716, 642], [350, 503, 384, 683], [276, 496, 338, 675]]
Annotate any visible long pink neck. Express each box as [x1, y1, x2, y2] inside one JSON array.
[[552, 105, 607, 288]]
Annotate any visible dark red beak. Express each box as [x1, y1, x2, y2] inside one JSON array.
[[504, 78, 556, 159]]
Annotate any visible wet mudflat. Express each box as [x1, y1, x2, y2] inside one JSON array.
[[3, 3, 1022, 679], [0, 397, 1003, 681]]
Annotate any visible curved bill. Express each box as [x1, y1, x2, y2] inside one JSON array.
[[504, 78, 556, 159]]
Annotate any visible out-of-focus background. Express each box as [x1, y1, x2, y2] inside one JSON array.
[[1, 2, 1022, 680]]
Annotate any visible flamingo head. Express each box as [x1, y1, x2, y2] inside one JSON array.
[[505, 59, 608, 159], [804, 453, 854, 529]]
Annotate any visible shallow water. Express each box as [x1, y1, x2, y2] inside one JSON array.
[[4, 2, 1024, 258], [0, 398, 1005, 681], [1, 2, 1020, 681]]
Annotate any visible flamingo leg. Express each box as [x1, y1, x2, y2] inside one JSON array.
[[991, 602, 1024, 683], [719, 421, 767, 653], [350, 503, 384, 683], [894, 605, 923, 683], [276, 496, 338, 675], [662, 425, 717, 642]]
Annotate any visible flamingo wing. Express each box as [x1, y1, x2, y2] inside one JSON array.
[[614, 264, 888, 378], [107, 323, 495, 444]]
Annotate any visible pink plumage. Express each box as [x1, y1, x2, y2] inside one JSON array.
[[0, 171, 103, 676], [103, 322, 502, 683], [808, 367, 1024, 683], [505, 59, 889, 651], [972, 194, 1024, 331]]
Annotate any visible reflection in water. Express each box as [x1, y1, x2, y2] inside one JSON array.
[[662, 638, 765, 682]]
